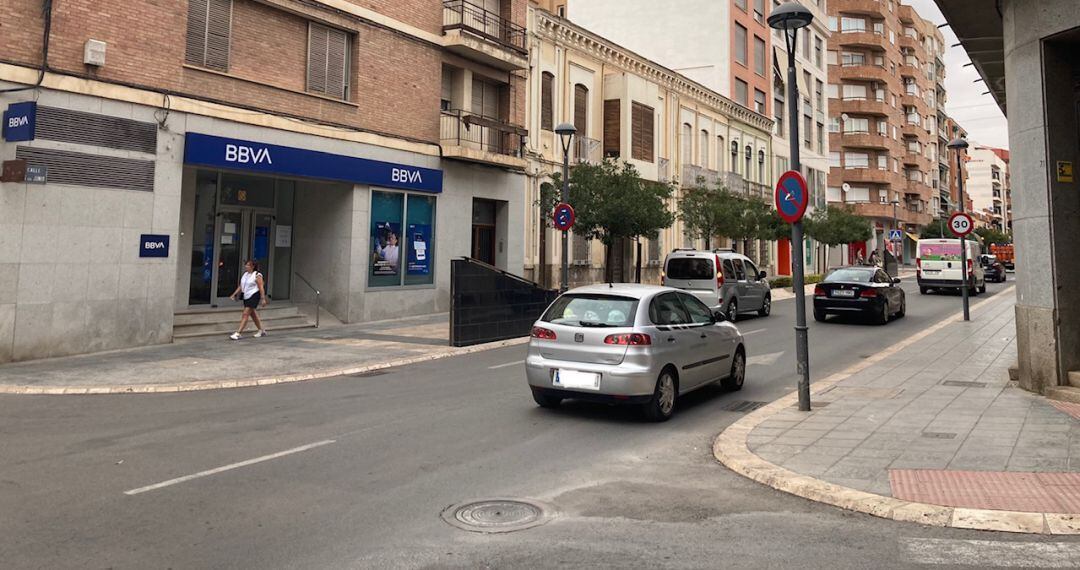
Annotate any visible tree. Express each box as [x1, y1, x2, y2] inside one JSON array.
[[974, 226, 1011, 245], [920, 218, 949, 239], [677, 179, 747, 249], [805, 205, 873, 247], [544, 159, 675, 282]]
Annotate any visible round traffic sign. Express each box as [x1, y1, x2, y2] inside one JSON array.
[[949, 212, 974, 237], [552, 202, 576, 231], [775, 170, 809, 224]]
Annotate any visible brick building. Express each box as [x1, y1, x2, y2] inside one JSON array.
[[0, 0, 528, 361]]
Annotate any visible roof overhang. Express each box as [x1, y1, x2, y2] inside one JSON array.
[[933, 0, 1006, 115]]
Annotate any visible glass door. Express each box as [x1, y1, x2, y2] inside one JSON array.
[[211, 209, 275, 305]]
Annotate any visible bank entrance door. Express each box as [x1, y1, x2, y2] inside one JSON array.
[[212, 208, 275, 305]]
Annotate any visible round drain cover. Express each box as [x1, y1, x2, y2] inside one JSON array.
[[440, 499, 553, 533]]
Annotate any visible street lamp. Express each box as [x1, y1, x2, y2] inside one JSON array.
[[947, 137, 970, 321], [769, 1, 814, 412], [555, 122, 577, 291]]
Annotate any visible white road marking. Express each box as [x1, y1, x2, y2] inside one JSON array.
[[747, 351, 784, 366], [901, 538, 1080, 568], [123, 440, 336, 496], [488, 360, 525, 370], [741, 329, 767, 336]]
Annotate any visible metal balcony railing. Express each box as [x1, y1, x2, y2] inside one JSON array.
[[681, 164, 721, 188], [442, 0, 526, 53], [574, 136, 601, 164], [440, 110, 524, 157], [658, 158, 671, 183]]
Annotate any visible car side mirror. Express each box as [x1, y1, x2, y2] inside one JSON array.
[[892, 277, 902, 284], [758, 271, 767, 281], [712, 309, 727, 323]]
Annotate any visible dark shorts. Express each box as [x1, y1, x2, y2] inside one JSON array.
[[243, 292, 261, 309]]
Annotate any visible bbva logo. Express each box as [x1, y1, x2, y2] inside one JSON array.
[[144, 241, 167, 249], [225, 143, 273, 165], [6, 115, 29, 129], [391, 167, 423, 184]]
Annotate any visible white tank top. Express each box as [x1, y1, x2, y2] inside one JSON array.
[[240, 271, 261, 299]]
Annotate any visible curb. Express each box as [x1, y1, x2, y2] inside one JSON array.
[[710, 286, 1080, 535], [0, 337, 529, 395]]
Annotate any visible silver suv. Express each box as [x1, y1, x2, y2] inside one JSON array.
[[661, 248, 772, 322]]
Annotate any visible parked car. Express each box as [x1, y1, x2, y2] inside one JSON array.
[[979, 254, 1007, 283], [661, 248, 771, 322], [813, 266, 906, 325], [916, 238, 986, 295], [525, 284, 746, 422]]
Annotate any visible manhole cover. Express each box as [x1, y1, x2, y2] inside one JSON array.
[[723, 400, 768, 413], [441, 499, 553, 534]]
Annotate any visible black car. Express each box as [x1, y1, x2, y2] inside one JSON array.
[[813, 266, 907, 325], [980, 255, 1007, 283]]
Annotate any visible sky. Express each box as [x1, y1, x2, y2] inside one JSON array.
[[903, 0, 1010, 149]]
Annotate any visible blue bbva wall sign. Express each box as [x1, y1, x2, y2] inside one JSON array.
[[183, 133, 443, 193], [2, 101, 37, 142], [139, 234, 170, 258]]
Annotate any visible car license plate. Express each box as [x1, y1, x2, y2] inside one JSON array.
[[554, 369, 601, 390], [923, 269, 940, 274], [831, 289, 856, 298]]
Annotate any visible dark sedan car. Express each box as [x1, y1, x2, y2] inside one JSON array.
[[980, 255, 1007, 283], [814, 266, 907, 325]]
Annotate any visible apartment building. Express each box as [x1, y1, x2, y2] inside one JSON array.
[[826, 0, 946, 263], [0, 0, 528, 362], [524, 5, 774, 286], [938, 114, 969, 216], [967, 145, 1011, 231]]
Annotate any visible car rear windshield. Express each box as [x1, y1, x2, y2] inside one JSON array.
[[919, 242, 962, 261], [666, 257, 714, 280], [542, 294, 638, 328], [824, 268, 874, 283]]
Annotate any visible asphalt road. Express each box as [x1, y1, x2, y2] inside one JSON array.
[[4, 278, 1075, 569]]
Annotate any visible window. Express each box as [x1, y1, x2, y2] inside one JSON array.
[[754, 89, 766, 114], [814, 36, 823, 68], [472, 78, 501, 119], [841, 17, 866, 32], [681, 123, 693, 165], [631, 102, 654, 162], [841, 51, 865, 66], [827, 16, 838, 32], [827, 83, 839, 98], [841, 84, 867, 100], [185, 0, 232, 71], [735, 0, 747, 11], [816, 122, 824, 153], [878, 155, 888, 169], [829, 151, 841, 167], [650, 292, 691, 326], [546, 294, 638, 327], [735, 79, 749, 106], [758, 151, 766, 182], [732, 258, 747, 280], [754, 36, 766, 76], [802, 30, 811, 59], [774, 97, 785, 136], [844, 117, 869, 133], [827, 50, 838, 66], [307, 23, 351, 99], [699, 129, 709, 167], [803, 115, 812, 147], [815, 79, 823, 112], [541, 72, 554, 130], [678, 292, 714, 325], [603, 100, 620, 158], [754, 0, 765, 23], [735, 24, 748, 66], [370, 191, 437, 287], [573, 84, 589, 136], [845, 152, 869, 168], [828, 117, 840, 133], [440, 67, 453, 112], [717, 136, 725, 171]]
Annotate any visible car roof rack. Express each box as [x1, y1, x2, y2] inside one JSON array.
[[711, 247, 735, 253], [670, 247, 697, 252]]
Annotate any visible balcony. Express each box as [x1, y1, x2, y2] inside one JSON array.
[[681, 164, 721, 188], [899, 63, 921, 78], [836, 30, 888, 49], [658, 158, 672, 183], [899, 34, 923, 52], [833, 131, 894, 151], [901, 123, 926, 138], [836, 167, 896, 185], [848, 201, 933, 226], [835, 63, 892, 84], [837, 0, 889, 16], [574, 136, 601, 165], [833, 97, 893, 117], [440, 110, 527, 169], [442, 0, 527, 71]]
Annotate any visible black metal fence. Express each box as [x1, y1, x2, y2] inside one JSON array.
[[450, 258, 559, 347], [442, 0, 527, 53]]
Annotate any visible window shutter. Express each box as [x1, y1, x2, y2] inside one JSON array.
[[325, 28, 349, 99], [185, 0, 208, 66], [630, 104, 643, 160], [642, 106, 654, 162], [631, 103, 654, 162], [603, 100, 620, 158], [204, 0, 232, 71], [573, 85, 588, 135], [307, 23, 329, 95], [541, 73, 554, 130]]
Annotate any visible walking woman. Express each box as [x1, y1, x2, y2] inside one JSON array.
[[229, 260, 268, 340]]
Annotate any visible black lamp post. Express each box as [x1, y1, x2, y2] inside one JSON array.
[[769, 1, 814, 412], [947, 137, 970, 321], [555, 122, 577, 291]]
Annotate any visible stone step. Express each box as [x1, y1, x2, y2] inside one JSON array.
[[173, 315, 314, 339], [1047, 386, 1080, 405], [174, 305, 301, 326], [1070, 371, 1080, 389]]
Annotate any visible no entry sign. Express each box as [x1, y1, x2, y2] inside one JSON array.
[[553, 202, 575, 231], [775, 170, 809, 224], [949, 212, 974, 237]]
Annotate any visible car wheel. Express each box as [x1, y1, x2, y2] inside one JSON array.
[[531, 388, 562, 409], [814, 308, 826, 322], [758, 295, 771, 317], [642, 369, 677, 422], [979, 282, 987, 294], [721, 349, 746, 391], [919, 286, 929, 295], [896, 296, 906, 318], [876, 302, 889, 325], [727, 299, 738, 323]]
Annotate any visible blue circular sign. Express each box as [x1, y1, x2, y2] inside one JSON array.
[[553, 203, 575, 231], [774, 170, 809, 224]]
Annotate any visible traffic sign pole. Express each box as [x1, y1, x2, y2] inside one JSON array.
[[950, 211, 974, 321], [775, 170, 810, 412]]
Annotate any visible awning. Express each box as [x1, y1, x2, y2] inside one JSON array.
[[905, 232, 921, 242]]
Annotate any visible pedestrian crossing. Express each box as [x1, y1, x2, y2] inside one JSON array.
[[901, 538, 1080, 567]]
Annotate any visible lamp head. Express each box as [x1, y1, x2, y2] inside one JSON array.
[[947, 137, 969, 150], [768, 2, 813, 31]]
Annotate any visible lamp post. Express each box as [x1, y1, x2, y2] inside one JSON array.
[[891, 199, 900, 268], [947, 137, 970, 321], [769, 2, 814, 412], [555, 123, 577, 291]]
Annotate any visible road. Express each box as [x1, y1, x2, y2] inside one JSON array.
[[3, 278, 1075, 569]]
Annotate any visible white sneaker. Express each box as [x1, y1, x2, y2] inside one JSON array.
[[229, 332, 241, 340], [254, 330, 267, 338]]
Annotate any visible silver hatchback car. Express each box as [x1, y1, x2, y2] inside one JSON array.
[[526, 284, 746, 421]]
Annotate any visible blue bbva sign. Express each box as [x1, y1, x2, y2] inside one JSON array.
[[139, 234, 170, 258], [183, 133, 443, 193], [2, 101, 37, 142]]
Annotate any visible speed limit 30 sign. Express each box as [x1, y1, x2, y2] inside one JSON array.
[[949, 212, 974, 237]]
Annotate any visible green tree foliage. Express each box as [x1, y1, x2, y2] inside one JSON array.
[[974, 226, 1012, 245], [920, 219, 949, 239], [805, 205, 873, 246], [677, 179, 746, 249]]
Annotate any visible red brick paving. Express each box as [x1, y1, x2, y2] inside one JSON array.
[[890, 469, 1080, 513], [1050, 400, 1080, 421]]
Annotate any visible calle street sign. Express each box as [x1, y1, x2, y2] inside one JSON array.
[[949, 212, 974, 237], [774, 170, 809, 224], [553, 202, 575, 231]]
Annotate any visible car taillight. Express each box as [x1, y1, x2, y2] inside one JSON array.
[[916, 258, 922, 275], [660, 272, 666, 286], [860, 288, 878, 298], [814, 285, 825, 297], [604, 333, 652, 345], [967, 259, 973, 274], [530, 326, 556, 340], [715, 255, 725, 288]]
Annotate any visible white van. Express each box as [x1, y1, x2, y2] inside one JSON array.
[[916, 239, 985, 295]]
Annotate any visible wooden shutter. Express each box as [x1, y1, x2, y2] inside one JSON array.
[[541, 73, 554, 130], [325, 28, 349, 99], [307, 24, 329, 94], [632, 102, 654, 162], [186, 0, 231, 71], [573, 84, 588, 135], [603, 100, 620, 158]]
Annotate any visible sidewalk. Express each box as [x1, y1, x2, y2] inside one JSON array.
[[0, 313, 525, 394], [716, 285, 1080, 534]]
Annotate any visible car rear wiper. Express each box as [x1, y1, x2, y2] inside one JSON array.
[[578, 321, 613, 328]]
